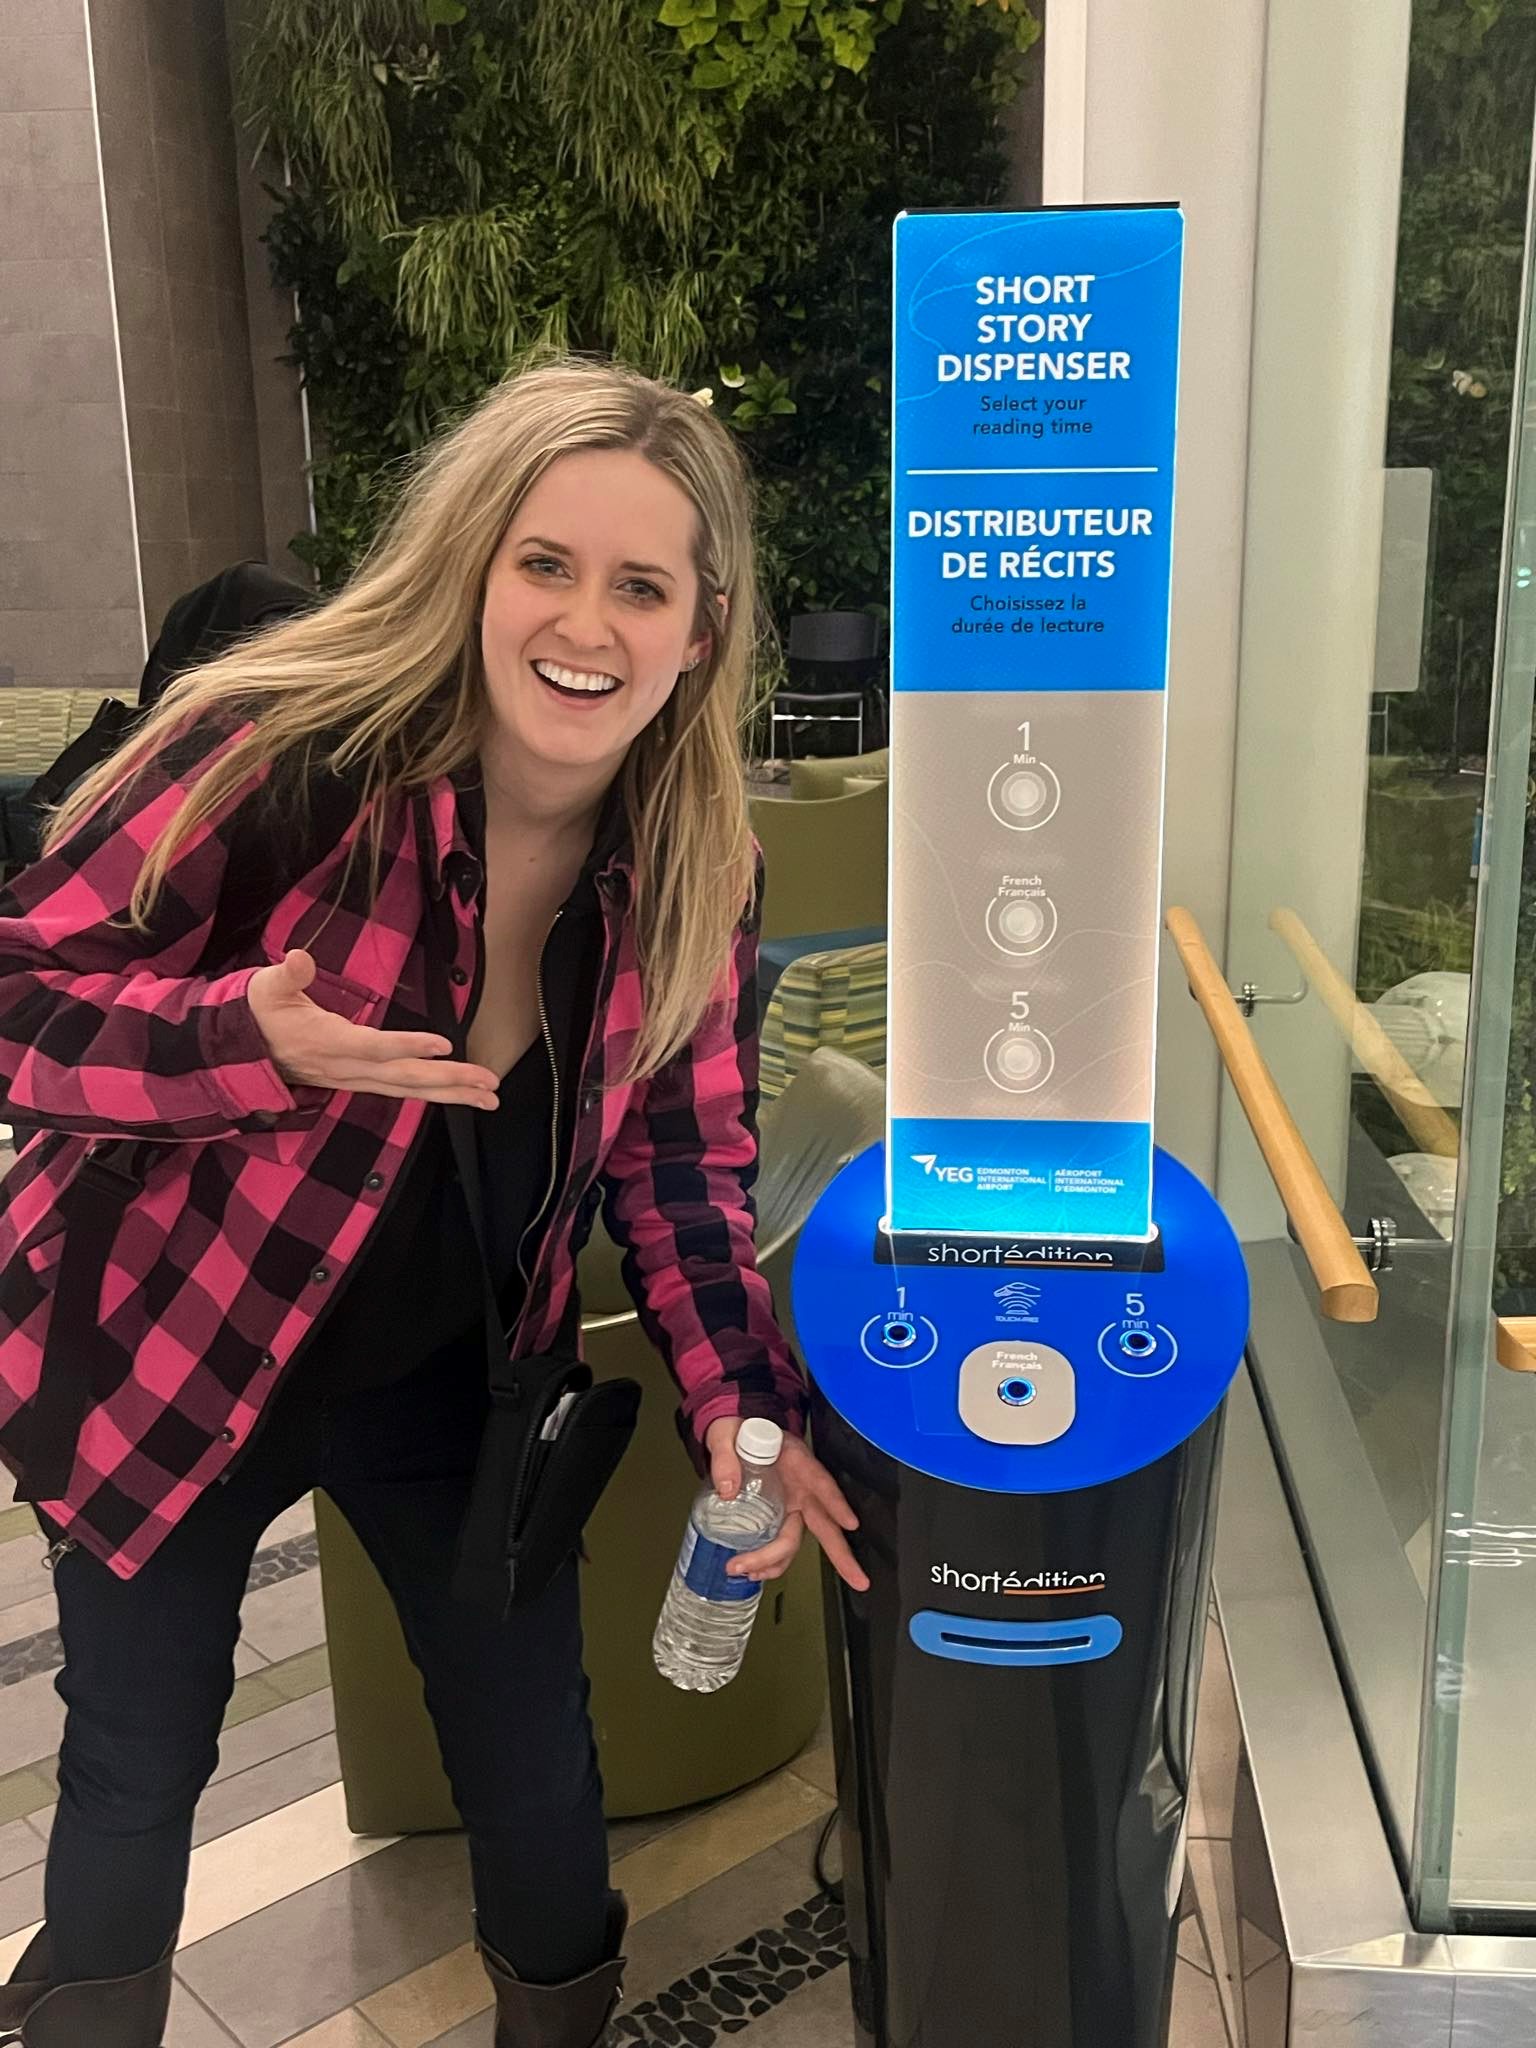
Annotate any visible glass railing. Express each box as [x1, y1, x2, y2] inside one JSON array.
[[1220, 0, 1536, 1931]]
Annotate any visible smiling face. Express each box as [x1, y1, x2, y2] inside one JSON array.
[[478, 446, 716, 797]]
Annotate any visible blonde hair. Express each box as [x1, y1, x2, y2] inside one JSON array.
[[50, 356, 763, 1082]]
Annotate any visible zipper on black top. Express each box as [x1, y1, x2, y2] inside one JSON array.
[[505, 886, 617, 1356], [513, 908, 563, 1312]]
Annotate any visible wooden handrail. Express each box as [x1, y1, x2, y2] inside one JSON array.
[[1268, 908, 1460, 1159], [1165, 907, 1378, 1324], [1265, 910, 1535, 1373]]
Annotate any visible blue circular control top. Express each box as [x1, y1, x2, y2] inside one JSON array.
[[793, 1143, 1249, 1494]]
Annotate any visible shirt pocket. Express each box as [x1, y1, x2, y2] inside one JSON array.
[[240, 958, 390, 1171], [270, 955, 386, 1027]]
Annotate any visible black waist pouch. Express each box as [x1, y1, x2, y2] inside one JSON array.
[[443, 1102, 640, 1617], [452, 1351, 640, 1614]]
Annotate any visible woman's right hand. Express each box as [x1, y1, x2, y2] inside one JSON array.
[[248, 950, 500, 1109]]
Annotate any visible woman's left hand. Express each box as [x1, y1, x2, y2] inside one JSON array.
[[704, 1418, 871, 1593]]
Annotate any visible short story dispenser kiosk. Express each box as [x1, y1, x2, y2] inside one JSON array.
[[792, 205, 1250, 2048]]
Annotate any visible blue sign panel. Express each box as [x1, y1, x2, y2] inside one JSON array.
[[885, 206, 1183, 1240], [891, 206, 1182, 694]]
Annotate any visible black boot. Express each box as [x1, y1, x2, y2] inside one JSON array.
[[0, 1934, 174, 2047], [478, 1897, 629, 2048], [0, 1928, 49, 2034]]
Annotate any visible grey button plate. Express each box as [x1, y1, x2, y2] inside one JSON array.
[[958, 1340, 1076, 1445]]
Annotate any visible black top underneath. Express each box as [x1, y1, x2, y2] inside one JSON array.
[[306, 1037, 556, 1395], [303, 843, 608, 1397]]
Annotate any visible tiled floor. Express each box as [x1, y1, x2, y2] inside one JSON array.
[[0, 1462, 1250, 2045]]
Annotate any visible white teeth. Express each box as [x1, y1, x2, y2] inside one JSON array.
[[533, 661, 621, 695]]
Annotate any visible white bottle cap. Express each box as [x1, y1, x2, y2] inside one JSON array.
[[736, 1419, 784, 1467]]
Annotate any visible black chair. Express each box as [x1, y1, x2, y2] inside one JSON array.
[[771, 610, 887, 759], [787, 610, 881, 670], [767, 688, 865, 762]]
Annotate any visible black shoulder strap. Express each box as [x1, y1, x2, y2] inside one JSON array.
[[17, 1142, 149, 1502], [201, 759, 365, 969], [445, 1102, 579, 1397]]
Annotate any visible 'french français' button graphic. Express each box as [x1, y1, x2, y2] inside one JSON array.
[[987, 889, 1057, 956]]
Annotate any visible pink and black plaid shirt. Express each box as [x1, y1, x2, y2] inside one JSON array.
[[0, 719, 804, 1579]]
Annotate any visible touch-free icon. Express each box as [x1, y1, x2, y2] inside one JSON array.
[[994, 1280, 1042, 1312]]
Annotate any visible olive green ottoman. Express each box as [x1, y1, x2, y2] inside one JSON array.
[[315, 1282, 825, 1829], [316, 1050, 883, 1831]]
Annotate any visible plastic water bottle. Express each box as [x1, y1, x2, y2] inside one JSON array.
[[653, 1419, 786, 1693]]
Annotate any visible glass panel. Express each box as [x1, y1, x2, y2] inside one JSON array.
[[1220, 0, 1536, 1921], [1415, 155, 1536, 1927]]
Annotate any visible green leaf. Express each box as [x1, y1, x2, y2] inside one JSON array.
[[249, 0, 1034, 620], [422, 0, 467, 23]]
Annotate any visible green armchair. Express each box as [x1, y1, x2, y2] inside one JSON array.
[[787, 748, 890, 801], [748, 781, 888, 942], [316, 1049, 884, 1830]]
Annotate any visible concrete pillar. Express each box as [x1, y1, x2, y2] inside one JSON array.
[[0, 0, 143, 697], [1039, 0, 1270, 1182], [0, 0, 311, 740], [1217, 2, 1412, 1234]]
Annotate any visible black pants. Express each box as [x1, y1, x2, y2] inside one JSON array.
[[39, 1352, 611, 1987]]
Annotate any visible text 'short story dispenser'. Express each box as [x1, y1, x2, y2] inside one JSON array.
[[792, 205, 1250, 2048]]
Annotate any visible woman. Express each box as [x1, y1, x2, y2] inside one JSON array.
[[0, 357, 869, 2048]]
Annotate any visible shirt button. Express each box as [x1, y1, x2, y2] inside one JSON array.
[[259, 1352, 277, 1369], [364, 1173, 385, 1192], [450, 967, 470, 987], [220, 1427, 237, 1444], [311, 1265, 330, 1286]]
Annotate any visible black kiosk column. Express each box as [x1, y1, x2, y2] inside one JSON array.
[[791, 205, 1250, 2048]]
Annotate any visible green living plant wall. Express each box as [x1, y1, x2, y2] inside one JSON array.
[[1385, 0, 1536, 770], [237, 0, 1038, 622]]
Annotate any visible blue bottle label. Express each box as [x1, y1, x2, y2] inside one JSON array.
[[679, 1521, 760, 1603]]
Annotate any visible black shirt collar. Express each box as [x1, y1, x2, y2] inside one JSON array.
[[439, 770, 632, 914]]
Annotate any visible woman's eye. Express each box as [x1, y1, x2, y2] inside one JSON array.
[[522, 556, 563, 577], [624, 580, 664, 603]]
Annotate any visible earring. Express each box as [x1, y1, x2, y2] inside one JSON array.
[[681, 658, 700, 673]]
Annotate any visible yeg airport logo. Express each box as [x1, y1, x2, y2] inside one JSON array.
[[909, 1156, 1116, 1264], [931, 1563, 1109, 1596], [911, 1152, 972, 1184]]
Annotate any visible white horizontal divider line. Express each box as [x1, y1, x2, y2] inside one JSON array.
[[905, 466, 1160, 475], [0, 1782, 398, 1976]]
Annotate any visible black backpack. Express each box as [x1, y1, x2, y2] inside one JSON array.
[[3, 562, 315, 876]]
